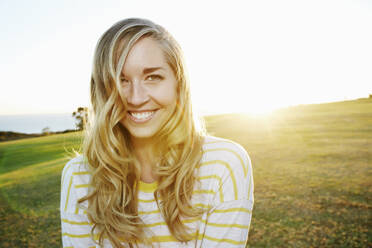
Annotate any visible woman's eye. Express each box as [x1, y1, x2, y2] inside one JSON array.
[[146, 74, 163, 81], [120, 77, 130, 84]]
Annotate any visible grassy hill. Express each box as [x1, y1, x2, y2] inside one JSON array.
[[0, 98, 371, 247], [0, 131, 41, 142]]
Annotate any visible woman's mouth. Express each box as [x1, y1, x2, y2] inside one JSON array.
[[128, 110, 156, 123]]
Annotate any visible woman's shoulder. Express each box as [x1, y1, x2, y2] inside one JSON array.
[[199, 136, 253, 202], [201, 135, 251, 174], [61, 155, 92, 213], [63, 155, 90, 171], [61, 155, 91, 187], [202, 136, 250, 159]]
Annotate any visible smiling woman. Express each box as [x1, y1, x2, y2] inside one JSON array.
[[60, 18, 254, 248]]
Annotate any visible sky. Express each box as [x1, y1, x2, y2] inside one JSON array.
[[0, 0, 371, 116]]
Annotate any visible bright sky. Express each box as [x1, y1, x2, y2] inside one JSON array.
[[0, 0, 371, 116]]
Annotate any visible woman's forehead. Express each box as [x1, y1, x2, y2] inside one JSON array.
[[121, 37, 171, 75]]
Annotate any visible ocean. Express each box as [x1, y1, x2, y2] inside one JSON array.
[[0, 113, 77, 134]]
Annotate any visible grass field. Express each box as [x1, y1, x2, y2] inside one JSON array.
[[0, 98, 371, 247]]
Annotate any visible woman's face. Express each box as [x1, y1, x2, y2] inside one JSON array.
[[120, 37, 178, 143]]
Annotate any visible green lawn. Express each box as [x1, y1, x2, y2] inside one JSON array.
[[0, 132, 83, 247], [1, 98, 371, 247]]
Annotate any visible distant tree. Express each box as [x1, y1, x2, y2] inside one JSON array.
[[72, 107, 88, 130], [42, 127, 51, 135]]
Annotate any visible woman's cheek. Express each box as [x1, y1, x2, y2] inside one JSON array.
[[150, 82, 177, 106]]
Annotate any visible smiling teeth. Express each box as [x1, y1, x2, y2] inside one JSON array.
[[130, 111, 154, 120]]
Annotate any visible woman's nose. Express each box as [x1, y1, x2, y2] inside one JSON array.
[[126, 81, 150, 106]]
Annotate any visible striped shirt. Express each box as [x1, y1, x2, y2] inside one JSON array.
[[60, 136, 254, 247]]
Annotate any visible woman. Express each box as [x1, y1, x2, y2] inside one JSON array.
[[60, 18, 254, 248]]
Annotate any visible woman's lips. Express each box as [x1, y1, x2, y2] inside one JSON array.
[[127, 110, 157, 123]]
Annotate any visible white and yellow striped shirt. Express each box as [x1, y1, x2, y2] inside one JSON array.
[[60, 136, 254, 247]]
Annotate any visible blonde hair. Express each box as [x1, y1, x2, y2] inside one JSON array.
[[79, 18, 205, 247]]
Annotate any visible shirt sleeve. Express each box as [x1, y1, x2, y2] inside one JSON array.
[[197, 140, 254, 247], [199, 199, 253, 247], [60, 158, 97, 248]]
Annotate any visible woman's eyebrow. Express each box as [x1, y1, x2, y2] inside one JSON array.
[[143, 67, 164, 74]]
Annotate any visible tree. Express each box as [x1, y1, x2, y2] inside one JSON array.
[[42, 127, 51, 135], [72, 107, 88, 130]]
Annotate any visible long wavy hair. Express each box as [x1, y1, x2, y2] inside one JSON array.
[[78, 18, 205, 247]]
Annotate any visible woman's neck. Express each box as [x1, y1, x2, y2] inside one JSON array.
[[131, 137, 159, 183]]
